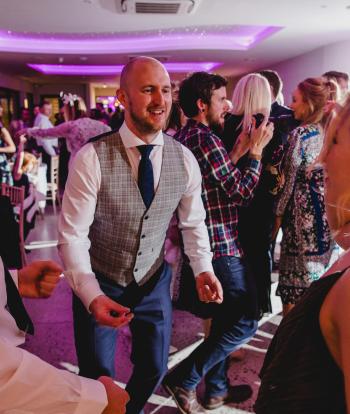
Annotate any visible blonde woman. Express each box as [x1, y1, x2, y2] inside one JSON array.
[[221, 73, 278, 318], [255, 94, 350, 414], [272, 78, 338, 316]]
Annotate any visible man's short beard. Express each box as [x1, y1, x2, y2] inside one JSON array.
[[130, 110, 158, 134], [207, 113, 224, 134], [209, 120, 224, 134]]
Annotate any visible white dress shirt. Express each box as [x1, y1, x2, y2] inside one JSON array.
[[34, 113, 59, 156], [0, 258, 108, 413], [58, 122, 214, 310]]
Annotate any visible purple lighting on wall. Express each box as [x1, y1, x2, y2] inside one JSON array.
[[0, 26, 282, 54], [27, 62, 222, 75]]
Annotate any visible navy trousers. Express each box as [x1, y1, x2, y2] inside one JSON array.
[[170, 256, 258, 397], [73, 262, 172, 414]]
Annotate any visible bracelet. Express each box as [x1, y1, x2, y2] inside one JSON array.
[[249, 153, 262, 161]]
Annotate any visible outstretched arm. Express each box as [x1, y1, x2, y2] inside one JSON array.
[[25, 121, 72, 140]]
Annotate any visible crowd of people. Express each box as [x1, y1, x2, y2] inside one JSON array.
[[0, 59, 350, 414]]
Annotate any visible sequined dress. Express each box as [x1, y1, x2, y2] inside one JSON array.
[[275, 124, 337, 304]]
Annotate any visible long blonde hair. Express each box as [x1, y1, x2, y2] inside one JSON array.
[[231, 73, 272, 131]]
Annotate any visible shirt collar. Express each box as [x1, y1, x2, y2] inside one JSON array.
[[187, 118, 210, 130], [119, 121, 164, 148]]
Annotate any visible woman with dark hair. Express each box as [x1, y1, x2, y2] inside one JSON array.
[[0, 105, 16, 185], [272, 77, 338, 316]]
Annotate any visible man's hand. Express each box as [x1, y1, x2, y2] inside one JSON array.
[[195, 272, 223, 304], [98, 376, 130, 414], [18, 260, 62, 298], [249, 117, 274, 157], [89, 295, 133, 328], [229, 130, 250, 164]]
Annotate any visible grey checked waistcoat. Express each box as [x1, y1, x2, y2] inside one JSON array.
[[89, 131, 187, 287]]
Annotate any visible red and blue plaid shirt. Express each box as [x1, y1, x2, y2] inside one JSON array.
[[175, 119, 262, 259]]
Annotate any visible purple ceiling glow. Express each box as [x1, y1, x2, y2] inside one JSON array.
[[1, 26, 282, 54], [27, 62, 222, 75]]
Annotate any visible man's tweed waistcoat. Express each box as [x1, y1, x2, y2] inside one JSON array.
[[89, 131, 187, 287]]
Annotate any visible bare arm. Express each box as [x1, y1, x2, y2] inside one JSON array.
[[0, 127, 16, 153], [320, 266, 350, 413], [12, 136, 26, 181]]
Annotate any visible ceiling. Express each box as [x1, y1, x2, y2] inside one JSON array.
[[1, 0, 350, 85]]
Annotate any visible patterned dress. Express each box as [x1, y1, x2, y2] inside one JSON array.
[[0, 123, 13, 185], [275, 124, 337, 304]]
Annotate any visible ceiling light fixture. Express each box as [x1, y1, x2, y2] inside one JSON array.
[[1, 26, 282, 54], [27, 62, 222, 75]]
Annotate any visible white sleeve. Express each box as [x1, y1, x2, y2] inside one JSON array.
[[0, 339, 108, 414], [177, 145, 214, 276], [40, 139, 57, 156], [58, 144, 105, 310]]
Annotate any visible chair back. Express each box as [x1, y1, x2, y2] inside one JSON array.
[[50, 155, 59, 187], [1, 183, 25, 207]]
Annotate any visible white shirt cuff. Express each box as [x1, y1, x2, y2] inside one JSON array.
[[191, 260, 214, 277], [64, 270, 105, 311], [75, 377, 108, 414]]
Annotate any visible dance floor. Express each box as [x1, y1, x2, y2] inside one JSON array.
[[23, 206, 282, 413]]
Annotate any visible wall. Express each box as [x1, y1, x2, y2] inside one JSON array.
[[32, 83, 88, 105], [0, 71, 33, 93], [268, 39, 350, 105]]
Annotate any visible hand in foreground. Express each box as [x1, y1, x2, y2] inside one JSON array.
[[249, 117, 274, 156], [18, 260, 62, 298], [196, 272, 223, 304], [89, 295, 134, 328], [99, 376, 130, 414]]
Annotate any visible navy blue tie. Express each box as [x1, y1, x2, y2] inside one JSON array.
[[4, 267, 34, 335], [138, 145, 154, 209]]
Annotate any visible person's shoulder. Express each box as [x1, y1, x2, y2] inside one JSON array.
[[88, 128, 116, 144], [271, 102, 293, 117], [298, 123, 321, 141]]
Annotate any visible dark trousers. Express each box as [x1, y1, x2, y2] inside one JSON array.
[[239, 199, 275, 316], [170, 256, 258, 397], [73, 263, 172, 414]]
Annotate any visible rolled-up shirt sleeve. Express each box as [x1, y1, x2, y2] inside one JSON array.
[[0, 339, 108, 413], [177, 145, 214, 276], [58, 144, 105, 310]]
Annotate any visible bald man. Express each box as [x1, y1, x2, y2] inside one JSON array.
[[58, 57, 223, 414]]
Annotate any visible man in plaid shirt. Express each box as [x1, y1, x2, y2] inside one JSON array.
[[164, 72, 274, 413]]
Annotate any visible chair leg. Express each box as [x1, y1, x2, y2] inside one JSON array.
[[52, 192, 56, 214]]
